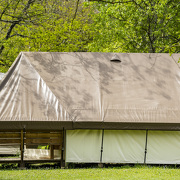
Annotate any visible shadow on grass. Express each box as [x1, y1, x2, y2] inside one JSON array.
[[0, 163, 180, 170]]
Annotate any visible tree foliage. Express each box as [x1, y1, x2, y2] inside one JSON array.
[[87, 0, 180, 53], [0, 0, 93, 72], [0, 0, 41, 71], [0, 0, 179, 72]]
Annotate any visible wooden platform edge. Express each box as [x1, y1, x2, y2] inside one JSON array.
[[0, 159, 61, 164]]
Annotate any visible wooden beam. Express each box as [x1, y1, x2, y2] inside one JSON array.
[[25, 138, 61, 145], [0, 159, 62, 164], [53, 145, 61, 150], [0, 133, 20, 138], [25, 133, 62, 138], [20, 129, 25, 168], [0, 130, 21, 132], [26, 130, 62, 133], [61, 128, 65, 168], [50, 145, 54, 160], [0, 139, 21, 144]]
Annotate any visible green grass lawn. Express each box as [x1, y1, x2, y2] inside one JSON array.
[[0, 165, 180, 180]]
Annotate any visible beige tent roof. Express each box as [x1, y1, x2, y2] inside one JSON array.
[[0, 73, 5, 82], [0, 52, 180, 130]]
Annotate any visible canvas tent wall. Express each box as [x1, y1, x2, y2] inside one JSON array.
[[66, 129, 180, 164], [0, 52, 180, 164]]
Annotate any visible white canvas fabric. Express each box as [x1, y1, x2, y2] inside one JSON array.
[[66, 130, 180, 164], [102, 130, 146, 163], [66, 130, 146, 163], [146, 131, 180, 164], [0, 53, 69, 125], [66, 130, 101, 163]]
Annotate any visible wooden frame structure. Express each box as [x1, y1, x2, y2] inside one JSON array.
[[0, 129, 65, 168]]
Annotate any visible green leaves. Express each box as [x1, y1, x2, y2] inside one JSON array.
[[88, 0, 180, 54], [0, 0, 93, 72], [0, 0, 179, 72]]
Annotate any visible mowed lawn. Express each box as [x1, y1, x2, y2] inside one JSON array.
[[0, 166, 180, 180]]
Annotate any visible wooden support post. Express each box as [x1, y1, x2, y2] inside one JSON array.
[[20, 129, 25, 168], [144, 129, 148, 164], [50, 145, 54, 160], [61, 128, 65, 169]]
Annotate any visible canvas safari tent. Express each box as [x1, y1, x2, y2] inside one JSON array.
[[0, 52, 180, 165]]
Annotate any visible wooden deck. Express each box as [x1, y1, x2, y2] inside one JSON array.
[[0, 129, 65, 168], [0, 158, 61, 164]]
